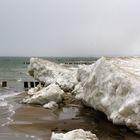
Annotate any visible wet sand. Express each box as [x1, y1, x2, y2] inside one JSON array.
[[4, 93, 140, 140]]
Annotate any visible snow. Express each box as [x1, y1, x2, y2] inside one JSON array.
[[28, 58, 78, 91], [22, 83, 64, 105], [50, 129, 98, 140], [27, 84, 42, 96], [24, 57, 140, 134], [43, 101, 58, 109], [76, 57, 140, 134], [72, 64, 94, 95]]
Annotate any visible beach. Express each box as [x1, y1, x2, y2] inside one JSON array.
[[6, 93, 140, 140], [0, 57, 140, 140]]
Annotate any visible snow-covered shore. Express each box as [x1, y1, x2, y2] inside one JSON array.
[[28, 58, 77, 92], [23, 57, 140, 134], [77, 57, 140, 134]]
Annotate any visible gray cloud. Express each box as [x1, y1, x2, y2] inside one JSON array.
[[0, 0, 140, 57]]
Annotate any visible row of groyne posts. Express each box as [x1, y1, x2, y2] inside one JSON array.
[[23, 81, 40, 88], [1, 81, 40, 88], [64, 61, 95, 65]]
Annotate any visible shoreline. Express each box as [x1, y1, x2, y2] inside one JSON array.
[[6, 93, 140, 140]]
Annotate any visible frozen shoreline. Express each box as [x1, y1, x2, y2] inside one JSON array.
[[22, 57, 140, 135], [0, 91, 139, 140], [11, 94, 140, 140]]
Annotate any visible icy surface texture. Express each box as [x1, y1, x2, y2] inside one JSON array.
[[77, 57, 140, 134], [51, 129, 99, 140]]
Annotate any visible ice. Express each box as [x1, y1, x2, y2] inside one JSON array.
[[51, 129, 99, 140], [76, 57, 140, 134], [43, 101, 58, 109], [24, 57, 140, 134], [22, 83, 64, 105]]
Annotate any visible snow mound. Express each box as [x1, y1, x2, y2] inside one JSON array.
[[77, 57, 140, 134], [28, 58, 78, 91], [51, 129, 98, 140], [43, 101, 58, 109], [24, 57, 140, 134], [22, 83, 64, 105]]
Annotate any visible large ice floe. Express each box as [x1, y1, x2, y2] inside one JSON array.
[[28, 58, 77, 92], [51, 129, 98, 140], [23, 57, 140, 134], [22, 83, 64, 105], [76, 57, 140, 134]]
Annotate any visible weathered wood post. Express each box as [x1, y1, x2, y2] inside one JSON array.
[[41, 82, 45, 87], [30, 81, 34, 88], [35, 81, 39, 87], [2, 81, 7, 87], [24, 82, 28, 88]]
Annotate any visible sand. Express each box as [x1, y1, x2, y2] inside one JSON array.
[[1, 93, 139, 140]]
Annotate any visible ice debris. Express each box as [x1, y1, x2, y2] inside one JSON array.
[[23, 57, 140, 134], [51, 129, 99, 140]]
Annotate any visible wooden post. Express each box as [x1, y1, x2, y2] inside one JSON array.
[[41, 82, 45, 87], [2, 81, 7, 87], [24, 82, 28, 88], [35, 81, 39, 87], [30, 82, 34, 88]]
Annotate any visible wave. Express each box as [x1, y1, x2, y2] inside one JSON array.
[[0, 92, 20, 100], [0, 92, 20, 127]]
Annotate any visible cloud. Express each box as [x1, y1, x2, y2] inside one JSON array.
[[0, 0, 140, 56]]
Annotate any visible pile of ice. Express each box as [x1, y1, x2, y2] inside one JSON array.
[[51, 129, 99, 140], [43, 101, 58, 109], [28, 58, 77, 92], [23, 58, 79, 109], [76, 57, 140, 134], [22, 83, 64, 109], [23, 57, 140, 134]]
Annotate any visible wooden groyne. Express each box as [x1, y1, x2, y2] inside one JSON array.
[[1, 81, 7, 87], [24, 81, 40, 88], [64, 61, 95, 65], [0, 80, 40, 89]]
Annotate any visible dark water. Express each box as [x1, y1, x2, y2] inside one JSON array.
[[0, 57, 139, 140]]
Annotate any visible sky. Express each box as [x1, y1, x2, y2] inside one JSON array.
[[0, 0, 140, 57]]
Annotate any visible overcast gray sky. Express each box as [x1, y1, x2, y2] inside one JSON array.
[[0, 0, 140, 57]]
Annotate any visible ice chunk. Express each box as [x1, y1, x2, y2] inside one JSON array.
[[43, 101, 58, 109], [51, 129, 99, 140], [22, 83, 64, 105], [28, 58, 78, 91], [77, 57, 140, 134]]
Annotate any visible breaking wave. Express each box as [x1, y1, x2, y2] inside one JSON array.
[[0, 92, 20, 126]]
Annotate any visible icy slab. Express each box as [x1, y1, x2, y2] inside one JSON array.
[[22, 83, 64, 105], [51, 129, 99, 140], [43, 101, 58, 109], [77, 64, 95, 83], [25, 57, 140, 134], [27, 84, 42, 96], [76, 57, 140, 134], [28, 58, 78, 91], [72, 64, 94, 95]]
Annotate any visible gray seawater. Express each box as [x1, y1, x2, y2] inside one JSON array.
[[0, 57, 33, 88], [0, 57, 31, 129], [0, 57, 32, 139]]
